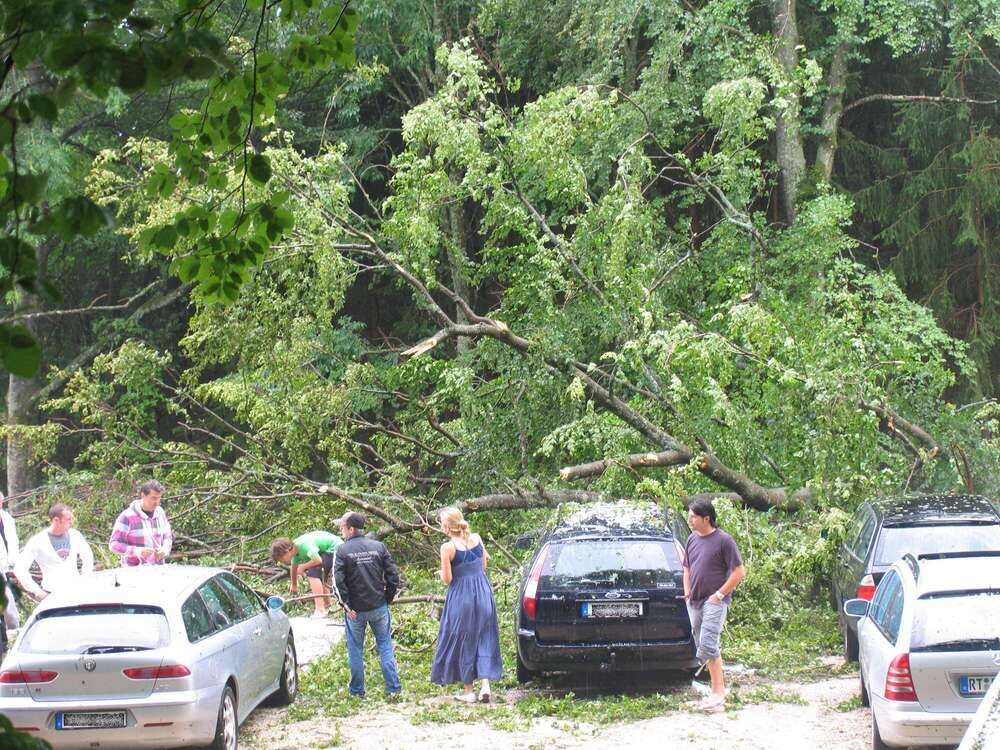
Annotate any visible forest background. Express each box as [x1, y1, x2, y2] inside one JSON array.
[[1, 0, 999, 712]]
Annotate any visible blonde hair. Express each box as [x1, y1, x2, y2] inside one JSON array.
[[439, 506, 471, 543]]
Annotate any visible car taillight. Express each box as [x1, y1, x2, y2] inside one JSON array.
[[856, 574, 876, 601], [123, 665, 191, 680], [885, 653, 918, 701], [522, 545, 550, 620], [0, 670, 58, 684]]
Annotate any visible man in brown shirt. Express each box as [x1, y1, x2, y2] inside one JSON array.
[[683, 498, 746, 712]]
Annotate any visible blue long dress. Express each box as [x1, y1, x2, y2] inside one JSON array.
[[430, 542, 503, 685]]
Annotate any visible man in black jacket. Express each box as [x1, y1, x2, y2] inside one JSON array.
[[334, 512, 402, 697]]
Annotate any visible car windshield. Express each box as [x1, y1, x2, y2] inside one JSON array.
[[911, 594, 1000, 650], [542, 539, 681, 589], [21, 605, 169, 654], [874, 524, 1000, 566]]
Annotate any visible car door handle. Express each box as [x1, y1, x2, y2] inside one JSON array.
[[252, 627, 263, 637]]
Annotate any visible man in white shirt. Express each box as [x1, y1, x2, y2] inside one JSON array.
[[0, 491, 20, 631], [14, 503, 94, 601]]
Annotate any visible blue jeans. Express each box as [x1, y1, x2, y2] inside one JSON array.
[[343, 604, 402, 696]]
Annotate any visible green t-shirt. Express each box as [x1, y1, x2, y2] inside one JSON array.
[[292, 531, 342, 565]]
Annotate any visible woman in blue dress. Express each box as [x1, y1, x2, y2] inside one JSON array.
[[430, 507, 502, 703]]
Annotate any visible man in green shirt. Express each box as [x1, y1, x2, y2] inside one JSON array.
[[271, 531, 342, 617]]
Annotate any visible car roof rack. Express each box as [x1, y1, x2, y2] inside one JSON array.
[[915, 550, 1000, 561], [902, 553, 920, 580]]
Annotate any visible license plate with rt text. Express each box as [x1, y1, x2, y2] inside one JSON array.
[[960, 675, 993, 697], [581, 601, 643, 618], [56, 711, 128, 730]]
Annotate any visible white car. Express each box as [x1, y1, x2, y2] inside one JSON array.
[[0, 565, 297, 749], [844, 550, 1000, 749], [959, 668, 1000, 749]]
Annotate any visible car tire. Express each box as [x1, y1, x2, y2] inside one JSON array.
[[871, 711, 890, 750], [269, 636, 298, 706], [208, 685, 238, 750], [515, 651, 536, 684], [843, 622, 860, 662], [859, 666, 870, 707]]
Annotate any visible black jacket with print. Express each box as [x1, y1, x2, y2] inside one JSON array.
[[333, 536, 400, 612]]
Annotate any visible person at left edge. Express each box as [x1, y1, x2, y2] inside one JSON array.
[[109, 479, 172, 566], [0, 491, 21, 649], [15, 503, 94, 601]]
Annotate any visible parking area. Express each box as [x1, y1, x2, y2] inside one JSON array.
[[243, 668, 870, 749]]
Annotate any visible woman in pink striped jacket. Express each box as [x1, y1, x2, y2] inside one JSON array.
[[109, 480, 173, 566]]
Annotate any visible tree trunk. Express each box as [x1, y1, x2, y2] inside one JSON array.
[[770, 0, 807, 224], [5, 249, 42, 510], [816, 41, 852, 181], [446, 194, 472, 354]]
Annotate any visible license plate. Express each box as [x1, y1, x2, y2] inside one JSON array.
[[959, 676, 993, 697], [56, 711, 128, 730], [581, 602, 643, 618]]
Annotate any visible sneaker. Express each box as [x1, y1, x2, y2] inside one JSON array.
[[454, 692, 477, 704], [698, 692, 726, 713], [311, 611, 327, 619], [478, 688, 491, 704]]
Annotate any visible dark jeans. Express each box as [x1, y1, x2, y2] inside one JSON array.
[[343, 604, 402, 696]]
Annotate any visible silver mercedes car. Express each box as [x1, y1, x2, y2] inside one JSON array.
[[0, 565, 297, 749]]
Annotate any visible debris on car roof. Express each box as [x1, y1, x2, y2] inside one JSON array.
[[560, 500, 666, 532]]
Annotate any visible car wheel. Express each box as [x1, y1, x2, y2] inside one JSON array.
[[270, 636, 298, 706], [859, 666, 870, 707], [208, 685, 238, 750], [871, 711, 890, 750], [515, 651, 536, 684], [843, 623, 860, 662]]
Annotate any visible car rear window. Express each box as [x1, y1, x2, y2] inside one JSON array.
[[21, 605, 169, 654], [911, 594, 1000, 650], [874, 524, 1000, 566], [541, 539, 682, 589]]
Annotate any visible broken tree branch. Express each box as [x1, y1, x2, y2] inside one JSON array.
[[843, 94, 998, 113], [559, 450, 690, 481], [315, 484, 605, 539]]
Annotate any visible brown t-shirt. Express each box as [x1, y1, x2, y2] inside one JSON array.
[[683, 528, 743, 608]]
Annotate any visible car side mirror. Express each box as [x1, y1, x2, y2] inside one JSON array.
[[265, 595, 285, 611], [513, 530, 541, 551], [844, 598, 869, 618]]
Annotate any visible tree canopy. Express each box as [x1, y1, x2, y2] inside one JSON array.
[[1, 0, 997, 535]]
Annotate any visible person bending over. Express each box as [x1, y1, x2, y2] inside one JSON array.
[[271, 530, 342, 618]]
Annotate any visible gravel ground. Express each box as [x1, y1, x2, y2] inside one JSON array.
[[286, 615, 345, 668], [243, 627, 872, 750]]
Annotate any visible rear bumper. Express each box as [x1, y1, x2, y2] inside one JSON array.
[[873, 695, 973, 747], [0, 687, 220, 749], [517, 628, 698, 672]]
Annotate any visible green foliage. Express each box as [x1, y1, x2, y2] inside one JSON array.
[[0, 0, 359, 373], [0, 713, 51, 749]]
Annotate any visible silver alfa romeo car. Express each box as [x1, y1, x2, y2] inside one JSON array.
[[0, 565, 297, 749]]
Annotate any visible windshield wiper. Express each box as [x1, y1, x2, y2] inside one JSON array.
[[912, 637, 1000, 653]]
